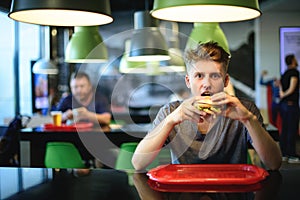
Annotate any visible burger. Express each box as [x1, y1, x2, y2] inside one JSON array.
[[194, 96, 221, 113]]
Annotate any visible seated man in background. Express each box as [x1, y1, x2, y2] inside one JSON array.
[[56, 71, 111, 126], [132, 41, 282, 171]]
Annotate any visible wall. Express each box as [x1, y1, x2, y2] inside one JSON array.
[[221, 21, 255, 51], [255, 11, 300, 122]]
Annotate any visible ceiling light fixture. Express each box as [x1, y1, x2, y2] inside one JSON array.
[[159, 21, 185, 73], [33, 26, 58, 75], [120, 40, 147, 74], [32, 59, 58, 75], [185, 22, 230, 55], [120, 39, 162, 75], [151, 0, 261, 22], [128, 10, 170, 62], [8, 0, 113, 26], [65, 26, 108, 63]]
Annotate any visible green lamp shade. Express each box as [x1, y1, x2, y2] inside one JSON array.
[[119, 53, 147, 74], [8, 0, 113, 26], [185, 22, 230, 55], [65, 26, 108, 63], [119, 39, 161, 75], [120, 39, 147, 73], [128, 11, 170, 62], [151, 0, 261, 22], [32, 59, 58, 75], [120, 39, 184, 74], [120, 54, 162, 75]]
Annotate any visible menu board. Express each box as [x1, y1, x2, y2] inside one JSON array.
[[280, 27, 300, 74]]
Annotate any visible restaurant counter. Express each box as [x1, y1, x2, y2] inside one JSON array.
[[3, 167, 299, 200]]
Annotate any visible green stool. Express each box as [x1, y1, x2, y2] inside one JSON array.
[[44, 142, 86, 169], [115, 142, 159, 172]]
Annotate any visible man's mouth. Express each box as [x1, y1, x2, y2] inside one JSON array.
[[201, 92, 211, 96]]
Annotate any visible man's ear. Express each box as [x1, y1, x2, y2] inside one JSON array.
[[224, 74, 230, 87], [185, 74, 190, 88]]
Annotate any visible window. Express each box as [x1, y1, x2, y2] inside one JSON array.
[[0, 12, 40, 124], [18, 23, 40, 115], [0, 12, 15, 124]]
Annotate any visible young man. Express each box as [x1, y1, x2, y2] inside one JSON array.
[[56, 72, 111, 125], [132, 41, 282, 171]]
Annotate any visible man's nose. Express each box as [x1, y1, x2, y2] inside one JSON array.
[[202, 76, 211, 89], [75, 88, 82, 93]]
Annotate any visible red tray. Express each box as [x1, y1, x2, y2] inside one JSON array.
[[147, 164, 269, 185], [43, 122, 94, 131], [147, 178, 265, 193]]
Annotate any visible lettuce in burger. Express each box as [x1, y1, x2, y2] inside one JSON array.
[[194, 96, 221, 114]]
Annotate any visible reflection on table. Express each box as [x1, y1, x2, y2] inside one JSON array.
[[3, 167, 300, 200]]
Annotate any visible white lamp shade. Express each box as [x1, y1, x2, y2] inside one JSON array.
[[32, 59, 58, 75], [8, 0, 113, 26], [151, 0, 261, 22]]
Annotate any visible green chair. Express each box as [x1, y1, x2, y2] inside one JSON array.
[[44, 142, 86, 169], [157, 147, 172, 165], [115, 142, 160, 172]]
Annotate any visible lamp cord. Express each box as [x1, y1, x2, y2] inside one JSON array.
[[145, 0, 150, 10]]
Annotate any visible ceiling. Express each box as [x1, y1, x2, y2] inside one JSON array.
[[1, 0, 300, 14], [260, 0, 300, 12]]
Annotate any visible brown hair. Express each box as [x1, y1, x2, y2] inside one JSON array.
[[70, 71, 91, 83], [184, 41, 230, 75], [285, 54, 295, 66]]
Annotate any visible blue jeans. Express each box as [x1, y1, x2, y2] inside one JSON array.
[[280, 102, 299, 157]]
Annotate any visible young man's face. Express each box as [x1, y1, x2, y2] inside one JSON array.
[[185, 60, 228, 96], [70, 77, 92, 102]]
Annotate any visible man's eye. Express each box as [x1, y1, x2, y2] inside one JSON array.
[[211, 73, 222, 79], [195, 73, 204, 78]]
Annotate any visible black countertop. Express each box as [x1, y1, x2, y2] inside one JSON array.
[[3, 167, 299, 200]]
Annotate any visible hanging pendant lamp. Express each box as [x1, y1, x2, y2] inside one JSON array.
[[32, 59, 58, 75], [65, 26, 108, 63], [8, 0, 113, 26], [185, 22, 230, 55], [33, 26, 58, 75], [151, 0, 261, 22], [120, 40, 147, 74], [120, 39, 162, 75], [159, 21, 185, 73], [128, 10, 170, 62]]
